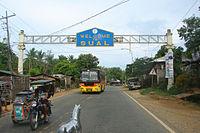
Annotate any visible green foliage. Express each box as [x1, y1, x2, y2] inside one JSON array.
[[53, 54, 99, 78], [153, 79, 168, 91], [140, 86, 186, 96], [76, 54, 99, 69], [141, 75, 152, 88], [178, 16, 200, 53], [140, 88, 154, 95], [168, 85, 187, 95], [103, 67, 123, 81], [29, 68, 40, 76], [173, 46, 184, 79], [0, 43, 18, 72], [126, 57, 154, 78], [176, 72, 200, 91], [155, 45, 168, 59]]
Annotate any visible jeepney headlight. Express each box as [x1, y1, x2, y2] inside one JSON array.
[[31, 101, 37, 107]]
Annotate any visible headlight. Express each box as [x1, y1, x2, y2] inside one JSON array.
[[31, 101, 37, 107]]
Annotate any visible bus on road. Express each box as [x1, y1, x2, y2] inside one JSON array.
[[79, 69, 105, 93]]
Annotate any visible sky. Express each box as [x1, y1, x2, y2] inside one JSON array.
[[0, 0, 200, 70]]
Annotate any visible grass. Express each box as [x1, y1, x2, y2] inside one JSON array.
[[139, 88, 154, 95], [140, 86, 188, 96], [140, 88, 177, 96]]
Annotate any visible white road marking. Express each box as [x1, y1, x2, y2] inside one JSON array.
[[123, 91, 176, 133]]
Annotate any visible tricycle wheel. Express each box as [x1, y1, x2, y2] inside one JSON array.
[[12, 119, 18, 124], [11, 111, 18, 124], [30, 113, 38, 130]]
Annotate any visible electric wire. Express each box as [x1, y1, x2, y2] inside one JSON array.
[[0, 1, 39, 34], [172, 0, 199, 31], [51, 0, 130, 34]]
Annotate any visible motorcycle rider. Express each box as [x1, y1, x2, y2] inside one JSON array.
[[30, 86, 49, 121], [38, 87, 49, 121]]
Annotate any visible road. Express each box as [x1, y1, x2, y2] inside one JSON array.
[[0, 86, 170, 133]]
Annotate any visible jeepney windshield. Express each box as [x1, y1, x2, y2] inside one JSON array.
[[80, 71, 98, 82]]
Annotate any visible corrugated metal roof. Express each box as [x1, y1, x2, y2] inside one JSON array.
[[0, 81, 7, 85], [0, 70, 29, 77], [0, 70, 12, 75], [153, 56, 165, 62]]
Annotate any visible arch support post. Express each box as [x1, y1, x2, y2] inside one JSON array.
[[166, 29, 175, 90], [18, 30, 25, 74]]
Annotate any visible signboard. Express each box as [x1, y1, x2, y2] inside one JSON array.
[[165, 52, 174, 78], [76, 28, 114, 47], [149, 68, 157, 76]]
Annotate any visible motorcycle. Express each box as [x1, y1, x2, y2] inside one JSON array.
[[29, 79, 54, 130], [30, 96, 52, 130], [11, 90, 33, 124]]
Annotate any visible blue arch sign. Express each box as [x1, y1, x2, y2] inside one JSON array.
[[76, 28, 114, 47]]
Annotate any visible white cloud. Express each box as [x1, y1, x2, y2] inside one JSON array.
[[0, 0, 200, 69]]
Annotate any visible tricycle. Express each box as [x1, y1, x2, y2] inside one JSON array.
[[29, 80, 54, 130], [11, 90, 34, 124]]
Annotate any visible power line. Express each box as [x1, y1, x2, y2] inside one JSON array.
[[0, 1, 39, 34], [172, 0, 199, 31], [51, 0, 130, 34]]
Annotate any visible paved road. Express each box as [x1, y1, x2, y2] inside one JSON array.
[[0, 86, 170, 133]]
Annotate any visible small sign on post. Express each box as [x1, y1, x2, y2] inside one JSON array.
[[76, 28, 114, 47], [149, 68, 157, 76], [149, 68, 157, 87]]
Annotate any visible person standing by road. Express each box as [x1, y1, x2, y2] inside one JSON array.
[[0, 96, 8, 113]]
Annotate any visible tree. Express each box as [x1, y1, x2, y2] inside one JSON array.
[[154, 45, 168, 59], [58, 55, 67, 61], [76, 54, 99, 69], [0, 43, 18, 71], [178, 16, 200, 55], [36, 50, 45, 72], [29, 68, 40, 76], [44, 51, 55, 74], [25, 48, 37, 70], [53, 60, 79, 78], [103, 67, 123, 81], [126, 57, 154, 78]]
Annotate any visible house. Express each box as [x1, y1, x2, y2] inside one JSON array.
[[0, 70, 29, 101], [153, 55, 200, 84], [52, 74, 74, 89]]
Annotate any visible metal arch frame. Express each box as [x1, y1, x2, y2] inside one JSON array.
[[24, 34, 167, 44], [18, 29, 174, 90]]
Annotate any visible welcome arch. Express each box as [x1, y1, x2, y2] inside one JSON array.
[[17, 29, 174, 89]]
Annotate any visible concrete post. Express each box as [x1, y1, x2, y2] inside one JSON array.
[[166, 29, 175, 90], [17, 30, 25, 74]]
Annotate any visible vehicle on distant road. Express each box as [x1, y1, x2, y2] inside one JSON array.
[[127, 77, 141, 90], [79, 69, 105, 93]]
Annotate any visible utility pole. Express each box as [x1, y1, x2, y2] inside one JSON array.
[[166, 29, 175, 90], [0, 11, 16, 100]]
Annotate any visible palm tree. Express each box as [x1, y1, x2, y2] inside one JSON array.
[[25, 48, 37, 71], [36, 50, 45, 72], [44, 51, 54, 74]]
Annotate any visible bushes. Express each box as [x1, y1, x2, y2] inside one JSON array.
[[176, 74, 189, 90], [153, 79, 167, 90], [141, 75, 152, 88], [176, 72, 199, 91]]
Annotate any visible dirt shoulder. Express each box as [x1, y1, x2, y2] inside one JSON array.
[[121, 87, 200, 133]]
